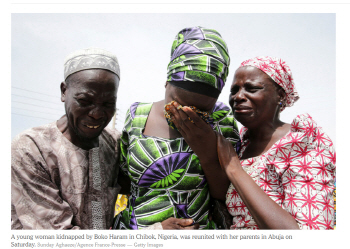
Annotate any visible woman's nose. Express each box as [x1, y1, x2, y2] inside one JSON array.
[[234, 90, 246, 102]]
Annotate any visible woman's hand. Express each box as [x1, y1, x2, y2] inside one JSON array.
[[168, 101, 230, 201], [168, 102, 216, 160], [161, 218, 199, 230]]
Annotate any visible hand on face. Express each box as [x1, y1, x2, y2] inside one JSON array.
[[161, 217, 199, 230], [168, 101, 216, 160]]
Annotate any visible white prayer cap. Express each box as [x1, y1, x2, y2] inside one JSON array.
[[64, 48, 120, 80]]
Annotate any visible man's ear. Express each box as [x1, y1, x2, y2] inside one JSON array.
[[60, 81, 67, 102], [165, 81, 169, 88]]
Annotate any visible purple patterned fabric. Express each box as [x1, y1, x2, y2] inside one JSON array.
[[167, 26, 230, 96], [129, 197, 138, 230], [212, 101, 230, 113], [130, 102, 139, 119], [170, 72, 185, 81], [171, 43, 201, 61], [175, 204, 190, 219], [179, 27, 205, 41], [217, 77, 224, 91], [138, 153, 191, 188]]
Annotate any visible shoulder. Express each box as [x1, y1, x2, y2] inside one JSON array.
[[289, 113, 334, 147], [284, 114, 336, 165], [212, 101, 240, 143], [11, 123, 58, 173], [127, 102, 153, 120], [212, 101, 231, 112], [290, 113, 318, 133], [211, 101, 231, 122], [239, 127, 248, 140], [101, 126, 122, 146], [11, 122, 56, 149]]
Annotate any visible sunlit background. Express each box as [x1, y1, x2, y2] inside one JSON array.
[[12, 13, 335, 146]]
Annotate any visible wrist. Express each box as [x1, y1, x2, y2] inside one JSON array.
[[225, 158, 244, 177]]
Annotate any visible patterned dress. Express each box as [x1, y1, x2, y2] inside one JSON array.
[[115, 101, 239, 229], [11, 122, 121, 229], [226, 114, 336, 229]]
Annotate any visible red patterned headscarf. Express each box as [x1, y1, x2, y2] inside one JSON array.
[[239, 56, 299, 111]]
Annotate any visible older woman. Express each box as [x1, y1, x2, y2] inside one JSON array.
[[114, 27, 239, 230], [170, 56, 336, 229]]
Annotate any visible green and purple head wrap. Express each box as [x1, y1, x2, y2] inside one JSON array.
[[167, 26, 230, 98]]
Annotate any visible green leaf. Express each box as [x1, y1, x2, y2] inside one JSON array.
[[173, 169, 185, 173], [150, 182, 157, 188], [172, 173, 181, 178], [169, 174, 177, 181], [211, 110, 228, 121]]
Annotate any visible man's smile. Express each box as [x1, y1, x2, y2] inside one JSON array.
[[84, 124, 101, 129]]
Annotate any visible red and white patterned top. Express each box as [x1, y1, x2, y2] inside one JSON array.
[[226, 114, 336, 229]]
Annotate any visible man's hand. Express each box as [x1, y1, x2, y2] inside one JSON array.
[[161, 217, 199, 230]]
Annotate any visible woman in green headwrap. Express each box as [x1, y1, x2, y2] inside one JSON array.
[[114, 27, 239, 230]]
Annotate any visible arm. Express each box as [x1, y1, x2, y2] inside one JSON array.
[[11, 136, 79, 230], [169, 103, 230, 201], [217, 134, 299, 229]]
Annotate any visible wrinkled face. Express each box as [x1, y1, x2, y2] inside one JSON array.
[[165, 83, 217, 113], [229, 66, 281, 127], [61, 69, 119, 142]]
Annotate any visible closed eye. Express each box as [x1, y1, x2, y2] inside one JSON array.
[[105, 102, 116, 108], [76, 98, 91, 106], [230, 86, 239, 95], [246, 87, 262, 92]]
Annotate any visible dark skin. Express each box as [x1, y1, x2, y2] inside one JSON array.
[[229, 66, 291, 159], [57, 69, 119, 150], [142, 82, 228, 229], [171, 67, 300, 229]]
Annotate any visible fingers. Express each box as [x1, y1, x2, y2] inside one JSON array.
[[176, 218, 194, 227], [176, 218, 199, 230], [161, 217, 199, 230], [168, 105, 191, 134], [168, 102, 208, 133], [182, 223, 200, 230], [181, 106, 208, 129]]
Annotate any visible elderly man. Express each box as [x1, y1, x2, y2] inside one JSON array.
[[11, 48, 122, 229]]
